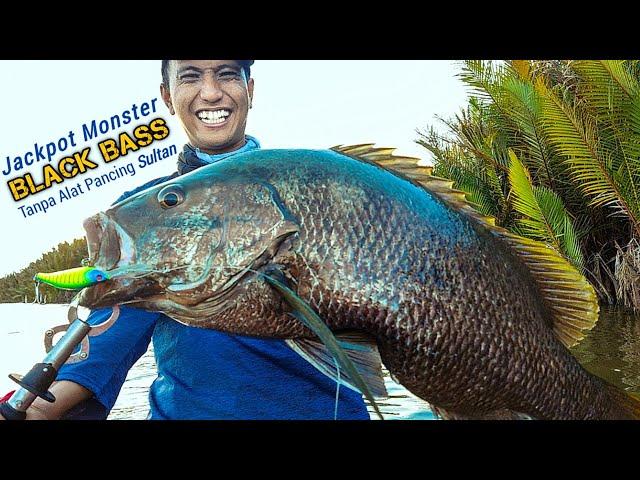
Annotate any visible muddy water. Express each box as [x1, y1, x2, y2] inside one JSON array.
[[570, 308, 640, 394]]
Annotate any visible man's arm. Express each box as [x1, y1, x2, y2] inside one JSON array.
[[0, 380, 93, 420], [2, 306, 159, 420]]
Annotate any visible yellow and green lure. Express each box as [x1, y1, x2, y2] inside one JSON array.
[[34, 266, 110, 290]]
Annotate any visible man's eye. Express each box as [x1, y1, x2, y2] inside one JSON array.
[[218, 70, 241, 80], [179, 73, 199, 81]]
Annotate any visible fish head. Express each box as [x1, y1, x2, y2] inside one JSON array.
[[77, 167, 299, 317]]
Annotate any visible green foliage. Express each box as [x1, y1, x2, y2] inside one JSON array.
[[508, 150, 585, 269], [418, 60, 640, 309], [0, 238, 88, 304]]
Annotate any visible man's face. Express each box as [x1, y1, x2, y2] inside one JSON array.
[[161, 60, 254, 154]]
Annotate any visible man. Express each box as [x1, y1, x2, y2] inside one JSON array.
[[2, 60, 370, 420]]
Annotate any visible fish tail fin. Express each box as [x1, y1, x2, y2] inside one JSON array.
[[603, 383, 640, 419]]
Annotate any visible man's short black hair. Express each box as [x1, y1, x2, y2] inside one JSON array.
[[161, 60, 254, 87]]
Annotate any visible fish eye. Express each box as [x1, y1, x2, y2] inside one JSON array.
[[158, 185, 185, 209]]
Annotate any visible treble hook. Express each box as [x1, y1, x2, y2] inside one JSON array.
[[33, 279, 42, 304]]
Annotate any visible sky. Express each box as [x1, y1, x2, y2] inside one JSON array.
[[0, 60, 470, 277]]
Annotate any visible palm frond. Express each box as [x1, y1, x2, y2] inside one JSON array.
[[508, 150, 585, 269], [417, 59, 640, 307], [562, 215, 585, 270], [535, 77, 640, 234], [458, 60, 506, 106], [570, 60, 640, 210], [501, 72, 556, 187], [434, 162, 504, 219]]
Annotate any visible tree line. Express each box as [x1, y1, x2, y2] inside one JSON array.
[[0, 238, 88, 304]]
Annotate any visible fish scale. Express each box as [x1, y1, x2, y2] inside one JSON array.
[[77, 147, 640, 419], [281, 162, 541, 412]]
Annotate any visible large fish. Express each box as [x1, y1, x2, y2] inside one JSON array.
[[78, 145, 640, 419]]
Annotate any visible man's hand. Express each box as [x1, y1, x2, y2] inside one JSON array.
[[0, 381, 93, 420], [11, 403, 50, 420]]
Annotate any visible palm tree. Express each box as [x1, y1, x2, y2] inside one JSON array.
[[418, 60, 640, 311]]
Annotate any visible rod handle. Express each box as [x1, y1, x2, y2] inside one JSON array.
[[0, 402, 27, 421]]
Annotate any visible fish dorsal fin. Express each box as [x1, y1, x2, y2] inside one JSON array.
[[331, 144, 599, 348], [286, 332, 388, 399]]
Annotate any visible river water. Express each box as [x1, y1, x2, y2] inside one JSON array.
[[1, 304, 638, 419], [570, 307, 640, 395]]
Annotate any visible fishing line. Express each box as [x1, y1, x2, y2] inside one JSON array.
[[334, 359, 341, 421]]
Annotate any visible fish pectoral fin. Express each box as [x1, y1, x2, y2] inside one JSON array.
[[286, 332, 388, 399], [262, 269, 384, 419]]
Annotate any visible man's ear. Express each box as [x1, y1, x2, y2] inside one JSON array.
[[248, 78, 254, 109], [160, 83, 175, 115]]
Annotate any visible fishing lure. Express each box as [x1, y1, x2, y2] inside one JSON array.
[[34, 266, 110, 290]]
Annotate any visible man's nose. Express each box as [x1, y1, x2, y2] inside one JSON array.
[[199, 75, 224, 102]]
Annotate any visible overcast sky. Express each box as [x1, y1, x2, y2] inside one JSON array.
[[0, 60, 470, 277]]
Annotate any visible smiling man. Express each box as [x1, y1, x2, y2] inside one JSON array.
[[165, 60, 253, 154], [0, 60, 371, 420]]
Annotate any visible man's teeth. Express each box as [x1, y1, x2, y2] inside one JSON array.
[[197, 110, 230, 124]]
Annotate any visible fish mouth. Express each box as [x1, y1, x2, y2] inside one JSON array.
[[83, 212, 136, 272], [78, 212, 151, 309], [77, 272, 163, 310]]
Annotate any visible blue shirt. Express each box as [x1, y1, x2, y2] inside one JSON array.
[[56, 138, 370, 420]]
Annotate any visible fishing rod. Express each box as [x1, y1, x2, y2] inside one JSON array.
[[0, 269, 118, 420]]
